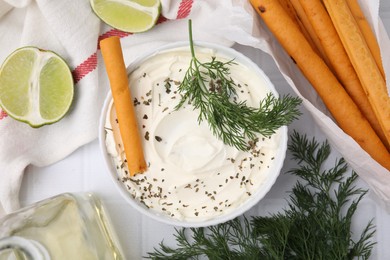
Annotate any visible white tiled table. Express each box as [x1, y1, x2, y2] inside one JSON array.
[[20, 3, 390, 259]]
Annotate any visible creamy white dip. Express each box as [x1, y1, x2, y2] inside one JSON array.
[[104, 46, 283, 222]]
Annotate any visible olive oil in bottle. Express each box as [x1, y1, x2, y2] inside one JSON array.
[[0, 193, 124, 260]]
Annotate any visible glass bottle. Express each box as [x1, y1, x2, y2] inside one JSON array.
[[0, 193, 124, 260]]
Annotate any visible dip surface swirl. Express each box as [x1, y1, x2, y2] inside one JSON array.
[[105, 46, 283, 222]]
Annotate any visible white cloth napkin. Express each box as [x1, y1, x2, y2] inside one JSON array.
[[0, 0, 237, 217]]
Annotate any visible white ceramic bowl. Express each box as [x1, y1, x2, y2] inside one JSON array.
[[98, 41, 287, 227]]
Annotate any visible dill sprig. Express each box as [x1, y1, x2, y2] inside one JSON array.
[[146, 132, 376, 260], [175, 20, 302, 151]]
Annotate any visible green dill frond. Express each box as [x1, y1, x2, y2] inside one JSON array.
[[146, 132, 376, 260], [280, 131, 376, 259], [175, 20, 302, 151], [147, 218, 262, 260]]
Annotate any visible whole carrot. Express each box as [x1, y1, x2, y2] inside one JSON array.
[[100, 36, 147, 176], [249, 0, 390, 170], [297, 0, 388, 150]]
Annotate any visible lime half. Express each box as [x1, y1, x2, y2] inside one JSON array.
[[0, 47, 74, 128], [90, 0, 161, 33]]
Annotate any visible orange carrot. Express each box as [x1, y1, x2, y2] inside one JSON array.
[[345, 0, 385, 78], [323, 0, 390, 151], [249, 0, 390, 170], [100, 36, 147, 176], [297, 0, 388, 150]]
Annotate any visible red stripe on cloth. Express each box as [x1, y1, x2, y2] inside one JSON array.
[[176, 0, 193, 19], [72, 52, 97, 83], [0, 110, 7, 120], [157, 15, 168, 24]]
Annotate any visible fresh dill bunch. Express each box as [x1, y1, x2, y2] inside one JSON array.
[[146, 131, 376, 260], [147, 217, 263, 260], [175, 20, 302, 151]]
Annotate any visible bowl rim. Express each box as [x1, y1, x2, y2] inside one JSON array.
[[98, 41, 288, 227]]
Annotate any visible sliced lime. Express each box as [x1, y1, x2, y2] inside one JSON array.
[[0, 47, 74, 128], [90, 0, 161, 33]]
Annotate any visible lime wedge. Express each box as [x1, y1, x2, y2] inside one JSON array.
[[0, 47, 74, 128], [90, 0, 161, 33]]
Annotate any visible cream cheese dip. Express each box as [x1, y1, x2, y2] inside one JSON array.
[[104, 46, 284, 222]]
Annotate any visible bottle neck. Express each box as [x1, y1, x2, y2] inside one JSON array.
[[0, 236, 50, 260]]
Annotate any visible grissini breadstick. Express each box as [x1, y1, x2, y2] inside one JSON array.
[[100, 36, 147, 176], [288, 0, 333, 70], [249, 0, 390, 170], [345, 0, 385, 78], [323, 0, 390, 151], [278, 0, 321, 56], [298, 0, 388, 150]]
